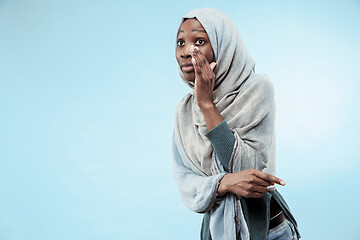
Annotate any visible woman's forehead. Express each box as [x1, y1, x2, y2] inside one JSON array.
[[178, 18, 207, 36]]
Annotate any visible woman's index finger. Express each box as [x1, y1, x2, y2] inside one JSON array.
[[254, 171, 286, 186]]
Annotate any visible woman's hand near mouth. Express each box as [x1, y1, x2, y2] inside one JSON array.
[[191, 47, 223, 131], [191, 47, 216, 108]]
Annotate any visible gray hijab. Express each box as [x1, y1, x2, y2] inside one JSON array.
[[174, 8, 275, 177]]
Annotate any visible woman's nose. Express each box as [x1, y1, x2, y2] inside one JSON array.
[[181, 44, 194, 58]]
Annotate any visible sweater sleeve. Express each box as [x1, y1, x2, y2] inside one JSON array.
[[205, 120, 235, 172]]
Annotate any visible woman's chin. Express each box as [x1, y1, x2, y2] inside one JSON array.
[[183, 72, 195, 82]]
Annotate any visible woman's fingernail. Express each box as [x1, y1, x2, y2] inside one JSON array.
[[191, 57, 195, 64], [280, 181, 286, 186]]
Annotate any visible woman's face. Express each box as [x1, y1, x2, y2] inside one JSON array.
[[176, 18, 215, 82]]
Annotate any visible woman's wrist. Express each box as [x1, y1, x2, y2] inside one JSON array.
[[217, 173, 230, 196], [199, 102, 224, 131], [198, 99, 215, 111]]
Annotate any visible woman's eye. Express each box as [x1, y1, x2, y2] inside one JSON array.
[[195, 39, 205, 45], [177, 40, 185, 46]]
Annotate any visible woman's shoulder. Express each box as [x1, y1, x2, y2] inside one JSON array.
[[249, 73, 273, 90], [245, 73, 274, 96]]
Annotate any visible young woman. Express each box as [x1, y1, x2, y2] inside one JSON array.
[[172, 8, 300, 240]]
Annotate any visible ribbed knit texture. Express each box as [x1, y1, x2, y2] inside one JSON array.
[[205, 121, 235, 172]]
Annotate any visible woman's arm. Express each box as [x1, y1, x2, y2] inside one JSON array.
[[192, 47, 234, 171]]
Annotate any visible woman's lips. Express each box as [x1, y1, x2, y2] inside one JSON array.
[[181, 63, 194, 73], [182, 65, 194, 72]]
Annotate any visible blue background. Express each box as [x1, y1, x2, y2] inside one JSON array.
[[1, 0, 359, 239]]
